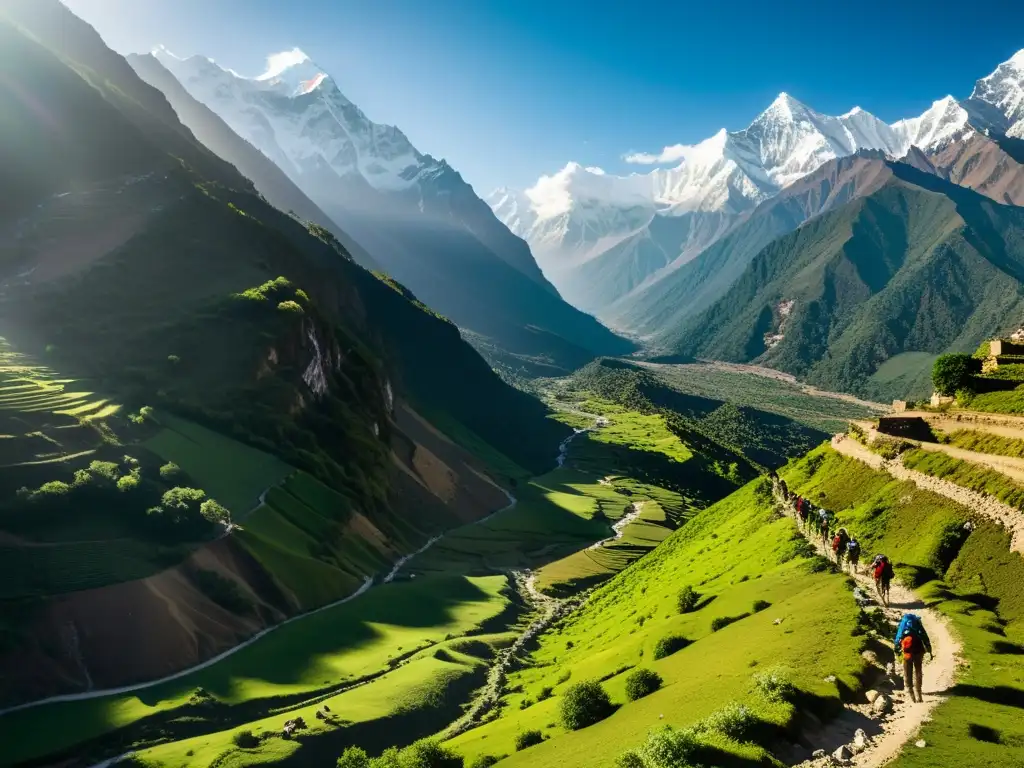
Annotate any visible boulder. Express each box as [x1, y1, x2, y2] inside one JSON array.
[[864, 689, 881, 704], [854, 728, 869, 748], [861, 650, 880, 667], [833, 745, 852, 761], [916, 740, 927, 748], [811, 749, 827, 759], [872, 694, 892, 715]]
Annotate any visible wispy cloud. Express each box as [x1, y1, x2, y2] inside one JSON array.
[[622, 144, 690, 165], [257, 48, 310, 80]]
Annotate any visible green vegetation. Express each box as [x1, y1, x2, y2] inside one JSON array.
[[514, 730, 544, 751], [962, 387, 1024, 414], [901, 449, 1024, 508], [445, 482, 864, 768], [623, 669, 662, 702], [933, 353, 981, 396], [1, 575, 510, 766], [675, 586, 699, 614], [942, 429, 1024, 458], [559, 681, 614, 731], [784, 447, 1024, 768], [652, 634, 690, 659]]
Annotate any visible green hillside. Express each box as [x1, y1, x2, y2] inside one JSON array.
[[669, 167, 1024, 401]]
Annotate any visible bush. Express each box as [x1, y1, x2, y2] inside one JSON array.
[[711, 615, 742, 632], [752, 666, 794, 703], [200, 498, 231, 525], [697, 701, 756, 740], [559, 680, 614, 730], [652, 634, 690, 660], [932, 353, 979, 396], [159, 462, 182, 480], [117, 472, 140, 492], [616, 750, 645, 768], [397, 740, 463, 768], [468, 757, 499, 768], [676, 586, 700, 614], [278, 300, 304, 314], [514, 730, 544, 750], [624, 668, 662, 701], [637, 725, 701, 768], [537, 685, 553, 701], [752, 599, 771, 613], [337, 746, 370, 768], [232, 729, 259, 748]]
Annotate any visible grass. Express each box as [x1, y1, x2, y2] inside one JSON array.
[[901, 448, 1024, 509], [145, 412, 293, 519], [574, 401, 693, 464], [0, 575, 511, 767], [963, 387, 1024, 415], [786, 447, 1024, 768], [869, 352, 938, 385], [444, 481, 864, 768], [941, 429, 1024, 459]]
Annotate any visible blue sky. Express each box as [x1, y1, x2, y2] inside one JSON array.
[[65, 0, 1024, 195]]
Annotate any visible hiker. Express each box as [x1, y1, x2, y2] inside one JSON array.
[[872, 554, 894, 606], [845, 537, 861, 574], [797, 498, 810, 529], [831, 527, 850, 566], [819, 510, 832, 546], [894, 613, 933, 703]]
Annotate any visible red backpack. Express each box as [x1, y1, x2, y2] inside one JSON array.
[[832, 534, 842, 552]]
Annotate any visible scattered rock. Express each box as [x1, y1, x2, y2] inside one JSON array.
[[854, 728, 869, 748], [811, 749, 827, 759], [884, 662, 896, 677], [824, 675, 837, 683], [864, 689, 880, 704], [861, 650, 880, 666], [773, 617, 784, 625], [872, 694, 892, 715], [833, 745, 852, 761], [916, 740, 927, 748]]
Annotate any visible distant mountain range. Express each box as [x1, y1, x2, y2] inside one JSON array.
[[490, 51, 1024, 337], [141, 47, 632, 375]]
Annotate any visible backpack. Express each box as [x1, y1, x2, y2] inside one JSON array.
[[900, 633, 923, 658], [847, 540, 860, 558], [883, 561, 895, 580], [895, 614, 923, 651], [832, 534, 842, 552], [873, 560, 886, 580]]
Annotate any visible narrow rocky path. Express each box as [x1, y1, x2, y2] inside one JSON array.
[[773, 482, 961, 767], [832, 435, 1024, 553]]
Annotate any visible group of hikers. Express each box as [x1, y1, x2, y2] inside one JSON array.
[[772, 476, 933, 703]]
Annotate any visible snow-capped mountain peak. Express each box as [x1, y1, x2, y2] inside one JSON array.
[[969, 49, 1024, 134], [891, 95, 971, 153], [153, 45, 423, 193]]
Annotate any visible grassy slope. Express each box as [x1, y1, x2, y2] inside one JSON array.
[[787, 448, 1024, 767], [943, 428, 1024, 459], [901, 448, 1024, 508], [1, 576, 510, 767], [445, 482, 864, 768]]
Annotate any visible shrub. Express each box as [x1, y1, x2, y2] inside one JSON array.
[[396, 740, 463, 768], [625, 668, 662, 701], [232, 729, 259, 748], [88, 461, 120, 482], [337, 746, 370, 768], [932, 353, 979, 396], [711, 615, 743, 632], [116, 473, 140, 492], [676, 586, 700, 614], [31, 481, 72, 499], [159, 462, 182, 480], [278, 300, 304, 314], [468, 757, 499, 768], [752, 666, 794, 703], [161, 487, 206, 520], [537, 685, 554, 701], [616, 750, 646, 768], [697, 701, 756, 740], [752, 599, 771, 613], [167, 354, 181, 364], [200, 499, 231, 525], [638, 725, 701, 768], [515, 730, 544, 750], [652, 634, 690, 660], [559, 680, 614, 730]]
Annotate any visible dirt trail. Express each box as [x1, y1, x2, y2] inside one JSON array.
[[902, 409, 1024, 441], [775, 482, 961, 767], [833, 435, 1024, 553]]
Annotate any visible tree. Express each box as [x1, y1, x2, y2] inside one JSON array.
[[559, 680, 614, 730], [514, 730, 543, 750], [676, 586, 699, 614], [337, 747, 370, 768], [932, 353, 979, 396]]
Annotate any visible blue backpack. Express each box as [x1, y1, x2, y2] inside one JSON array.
[[894, 614, 923, 651]]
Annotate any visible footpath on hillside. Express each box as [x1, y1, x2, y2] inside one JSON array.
[[832, 435, 1024, 553], [772, 479, 960, 768]]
